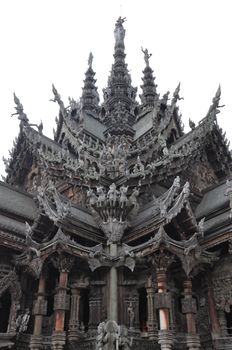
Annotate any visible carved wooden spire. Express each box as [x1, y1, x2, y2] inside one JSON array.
[[140, 48, 158, 108], [102, 18, 137, 122], [81, 52, 100, 114]]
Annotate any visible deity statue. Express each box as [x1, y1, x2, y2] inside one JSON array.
[[114, 17, 126, 45], [108, 183, 118, 207], [119, 326, 133, 350], [119, 184, 128, 208], [127, 302, 135, 329], [103, 320, 119, 350], [141, 47, 152, 67], [16, 308, 30, 333]]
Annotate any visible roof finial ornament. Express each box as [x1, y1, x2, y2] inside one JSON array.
[[88, 52, 93, 69], [141, 47, 152, 67], [207, 85, 225, 117], [11, 93, 29, 125], [116, 16, 126, 26], [114, 17, 126, 44]]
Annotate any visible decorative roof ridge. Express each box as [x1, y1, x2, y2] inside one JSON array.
[[0, 179, 35, 198]]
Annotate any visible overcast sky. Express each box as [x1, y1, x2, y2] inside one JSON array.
[[0, 0, 232, 176]]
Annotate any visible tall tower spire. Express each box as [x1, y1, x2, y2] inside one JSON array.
[[140, 48, 158, 109], [81, 52, 100, 115], [102, 17, 137, 120]]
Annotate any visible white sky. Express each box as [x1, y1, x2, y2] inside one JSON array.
[[0, 0, 232, 176]]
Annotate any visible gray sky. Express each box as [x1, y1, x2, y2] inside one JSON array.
[[1, 0, 232, 176]]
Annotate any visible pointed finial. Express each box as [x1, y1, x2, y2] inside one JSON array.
[[171, 82, 183, 106], [38, 120, 43, 134], [141, 47, 152, 67], [212, 84, 221, 107], [50, 84, 61, 104], [189, 118, 195, 130], [88, 52, 93, 69], [11, 92, 29, 124], [205, 84, 225, 118]]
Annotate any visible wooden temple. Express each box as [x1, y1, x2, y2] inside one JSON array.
[[1, 17, 232, 350]]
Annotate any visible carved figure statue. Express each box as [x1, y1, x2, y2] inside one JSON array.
[[141, 47, 152, 67], [119, 185, 128, 208], [119, 326, 133, 350], [16, 308, 30, 333], [162, 91, 170, 105], [97, 186, 106, 207], [103, 320, 119, 350], [108, 183, 118, 207], [158, 134, 169, 156], [127, 302, 135, 329], [96, 321, 106, 350], [114, 17, 126, 44], [87, 188, 97, 206], [128, 187, 139, 208]]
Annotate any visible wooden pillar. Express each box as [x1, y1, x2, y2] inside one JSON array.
[[182, 279, 200, 350], [68, 287, 81, 342], [146, 275, 158, 339], [206, 276, 221, 336], [51, 254, 74, 350], [157, 269, 170, 330], [108, 243, 118, 322], [54, 271, 68, 332], [33, 274, 46, 335], [30, 272, 47, 350]]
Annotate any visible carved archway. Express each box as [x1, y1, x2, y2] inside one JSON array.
[[0, 270, 22, 333]]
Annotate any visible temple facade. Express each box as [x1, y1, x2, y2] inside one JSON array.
[[1, 17, 232, 350]]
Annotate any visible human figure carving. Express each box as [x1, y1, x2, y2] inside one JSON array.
[[119, 184, 128, 208], [16, 308, 30, 333], [141, 47, 152, 67], [103, 320, 119, 350], [108, 183, 118, 207], [127, 302, 135, 329]]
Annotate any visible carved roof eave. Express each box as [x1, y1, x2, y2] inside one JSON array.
[[132, 225, 218, 276], [124, 182, 198, 243]]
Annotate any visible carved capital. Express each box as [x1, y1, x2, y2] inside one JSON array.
[[51, 254, 74, 272], [151, 250, 175, 271]]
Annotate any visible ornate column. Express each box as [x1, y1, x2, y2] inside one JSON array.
[[68, 287, 81, 342], [30, 272, 47, 350], [51, 254, 74, 350], [108, 243, 118, 322], [146, 275, 158, 339], [89, 281, 104, 331], [182, 279, 200, 350], [152, 251, 175, 350], [206, 275, 221, 337]]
